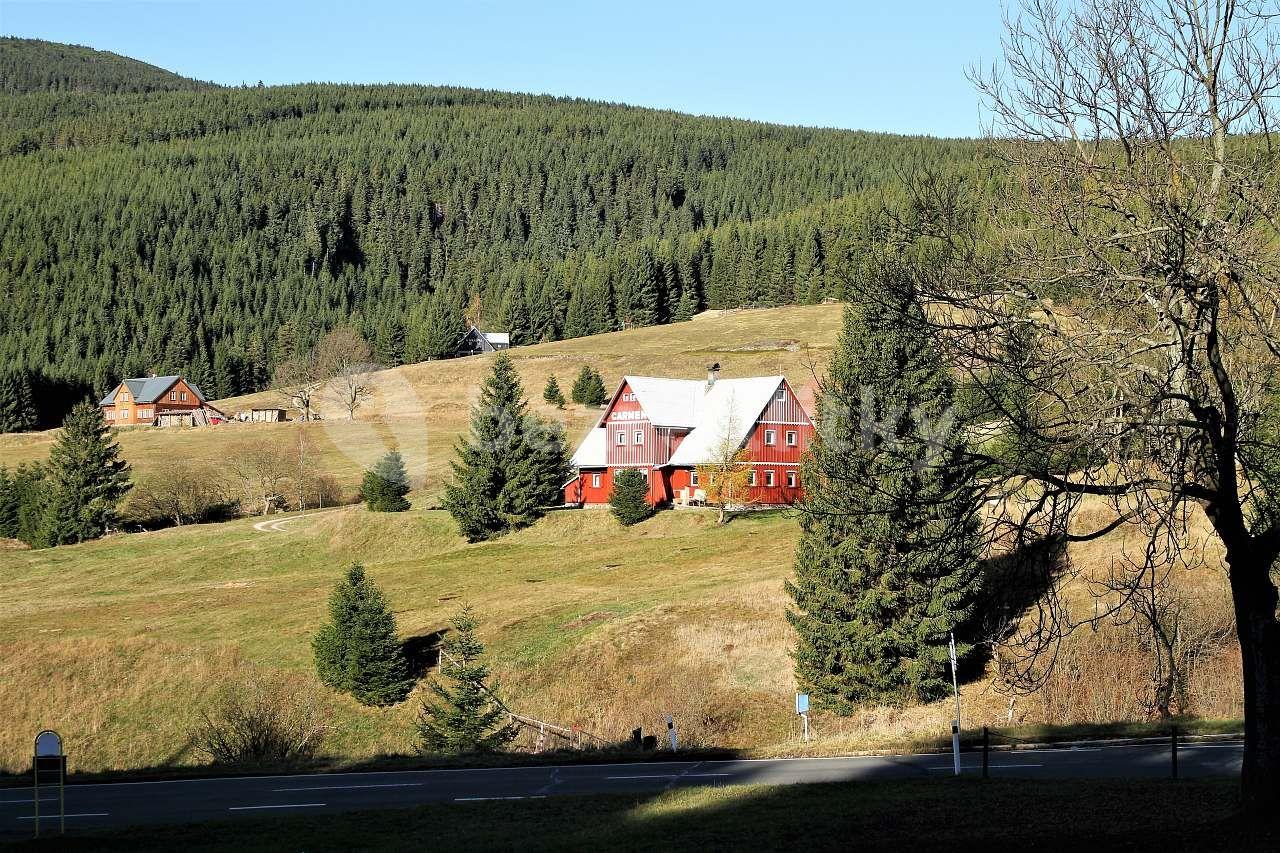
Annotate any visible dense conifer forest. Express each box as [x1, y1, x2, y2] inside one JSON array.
[[0, 37, 214, 95], [0, 39, 994, 424]]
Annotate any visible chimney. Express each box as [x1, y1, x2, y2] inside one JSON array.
[[706, 362, 721, 390]]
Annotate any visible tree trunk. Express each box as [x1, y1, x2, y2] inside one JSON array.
[[1225, 547, 1280, 815]]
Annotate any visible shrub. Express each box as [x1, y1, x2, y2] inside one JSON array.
[[609, 468, 654, 526], [543, 375, 566, 408], [193, 669, 329, 767], [127, 464, 231, 527], [362, 450, 411, 512], [313, 564, 415, 706]]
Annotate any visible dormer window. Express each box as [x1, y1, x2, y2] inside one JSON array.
[[776, 388, 786, 402], [169, 391, 177, 401]]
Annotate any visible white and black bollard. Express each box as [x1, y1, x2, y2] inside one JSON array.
[[666, 715, 679, 752]]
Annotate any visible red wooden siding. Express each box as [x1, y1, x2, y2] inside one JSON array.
[[604, 381, 656, 467]]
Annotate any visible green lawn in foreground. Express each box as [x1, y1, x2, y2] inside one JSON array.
[[11, 778, 1272, 853]]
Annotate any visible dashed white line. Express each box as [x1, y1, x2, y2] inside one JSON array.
[[271, 783, 424, 792], [454, 796, 545, 802], [16, 813, 109, 820], [606, 773, 732, 780], [228, 803, 326, 811], [926, 763, 1043, 771]]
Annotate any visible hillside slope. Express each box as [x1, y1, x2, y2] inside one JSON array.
[[0, 304, 846, 500], [0, 37, 214, 94], [0, 40, 993, 414]]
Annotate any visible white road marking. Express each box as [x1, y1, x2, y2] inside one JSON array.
[[0, 798, 59, 804], [271, 783, 424, 792], [228, 803, 326, 811], [16, 813, 109, 820], [606, 773, 732, 780], [926, 763, 1043, 771], [454, 796, 545, 802]]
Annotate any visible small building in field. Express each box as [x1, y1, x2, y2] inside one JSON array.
[[241, 408, 287, 423], [99, 375, 222, 427], [454, 326, 510, 357], [563, 366, 815, 508]]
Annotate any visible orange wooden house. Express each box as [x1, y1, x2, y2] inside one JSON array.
[[99, 375, 224, 426]]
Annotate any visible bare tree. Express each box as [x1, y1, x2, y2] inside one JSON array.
[[316, 326, 376, 420], [896, 0, 1280, 808], [273, 355, 322, 422], [226, 437, 294, 516], [129, 464, 230, 527]]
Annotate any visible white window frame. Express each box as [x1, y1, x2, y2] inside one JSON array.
[[765, 470, 776, 487], [169, 391, 177, 401], [616, 430, 627, 445], [591, 473, 601, 488], [787, 470, 797, 488], [690, 470, 699, 486], [764, 429, 777, 446], [786, 430, 798, 446], [634, 430, 644, 445], [776, 388, 786, 402], [180, 391, 188, 402], [749, 470, 757, 486]]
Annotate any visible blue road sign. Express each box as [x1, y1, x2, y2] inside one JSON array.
[[796, 693, 810, 714]]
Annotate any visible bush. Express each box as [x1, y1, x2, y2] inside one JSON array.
[[609, 468, 655, 526], [313, 564, 415, 706], [362, 451, 411, 512], [127, 464, 231, 527], [193, 669, 329, 767]]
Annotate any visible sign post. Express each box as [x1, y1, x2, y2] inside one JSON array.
[[795, 693, 811, 742], [32, 730, 66, 838], [949, 633, 961, 776]]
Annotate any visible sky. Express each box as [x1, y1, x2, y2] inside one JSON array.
[[1, 0, 1006, 137]]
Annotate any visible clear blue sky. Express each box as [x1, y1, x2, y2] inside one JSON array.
[[1, 0, 1004, 137]]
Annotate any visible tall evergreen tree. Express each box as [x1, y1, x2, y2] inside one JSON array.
[[786, 277, 983, 709], [416, 606, 517, 754], [443, 353, 560, 541], [362, 450, 411, 512], [0, 370, 38, 433], [313, 564, 414, 707], [40, 401, 131, 547]]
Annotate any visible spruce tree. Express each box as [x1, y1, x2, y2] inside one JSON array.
[[609, 468, 655, 526], [313, 564, 414, 707], [416, 606, 517, 754], [543, 375, 566, 409], [443, 353, 561, 541], [0, 370, 38, 433], [786, 277, 982, 709], [40, 402, 131, 547], [362, 450, 411, 512], [570, 366, 608, 406]]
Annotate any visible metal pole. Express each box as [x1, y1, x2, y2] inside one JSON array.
[[951, 720, 961, 776], [1171, 725, 1179, 779], [982, 726, 990, 779], [32, 757, 38, 839], [59, 757, 64, 836]]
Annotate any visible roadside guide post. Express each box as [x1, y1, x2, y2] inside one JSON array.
[[950, 633, 961, 776], [796, 693, 810, 742], [32, 730, 66, 838], [666, 715, 679, 752]]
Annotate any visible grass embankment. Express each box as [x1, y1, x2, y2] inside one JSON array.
[[14, 779, 1274, 852], [0, 304, 844, 498]]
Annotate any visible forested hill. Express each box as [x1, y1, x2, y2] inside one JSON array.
[[0, 42, 994, 424], [0, 38, 215, 95]]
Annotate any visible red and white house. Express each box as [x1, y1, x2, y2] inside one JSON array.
[[563, 367, 815, 507]]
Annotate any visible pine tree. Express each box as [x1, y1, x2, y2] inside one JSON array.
[[312, 564, 414, 707], [40, 401, 131, 547], [362, 450, 411, 512], [443, 353, 560, 541], [786, 276, 983, 709], [0, 370, 38, 432], [609, 468, 655, 526], [570, 366, 608, 406], [543, 375, 566, 408], [416, 606, 517, 754]]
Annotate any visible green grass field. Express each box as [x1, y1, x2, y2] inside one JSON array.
[[13, 779, 1272, 852]]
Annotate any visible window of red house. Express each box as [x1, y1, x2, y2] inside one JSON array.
[[634, 430, 644, 445], [787, 470, 797, 488], [764, 429, 776, 445], [591, 473, 601, 488], [749, 470, 757, 486], [616, 431, 626, 445], [786, 430, 798, 446], [765, 470, 775, 487]]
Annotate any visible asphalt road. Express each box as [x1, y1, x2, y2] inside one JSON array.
[[0, 740, 1243, 837]]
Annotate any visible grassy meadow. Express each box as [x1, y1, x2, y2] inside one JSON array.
[[0, 303, 1243, 776]]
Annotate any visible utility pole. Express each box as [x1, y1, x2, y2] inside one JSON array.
[[950, 632, 961, 776]]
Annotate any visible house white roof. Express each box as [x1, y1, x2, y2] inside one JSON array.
[[568, 374, 786, 469], [570, 424, 607, 467], [481, 331, 510, 346]]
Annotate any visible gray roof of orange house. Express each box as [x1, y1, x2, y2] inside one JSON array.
[[99, 376, 207, 406]]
